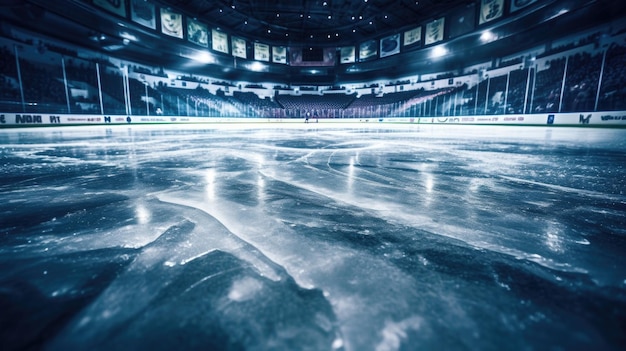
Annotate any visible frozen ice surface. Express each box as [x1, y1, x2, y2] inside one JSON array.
[[1, 124, 625, 351]]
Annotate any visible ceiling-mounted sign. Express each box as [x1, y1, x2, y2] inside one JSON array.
[[479, 0, 504, 24], [425, 17, 444, 45], [290, 47, 336, 67], [510, 0, 537, 12], [273, 46, 287, 64], [232, 37, 247, 59], [93, 0, 127, 17], [160, 8, 183, 38], [403, 27, 422, 46], [359, 40, 378, 61], [187, 19, 208, 47], [340, 46, 355, 64], [254, 42, 270, 62], [212, 29, 229, 54], [380, 34, 400, 58], [130, 0, 155, 29], [448, 3, 475, 39]]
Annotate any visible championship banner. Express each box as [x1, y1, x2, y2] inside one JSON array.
[[273, 46, 287, 64], [403, 27, 421, 46], [359, 40, 377, 61], [254, 42, 270, 62], [211, 29, 229, 53], [448, 3, 475, 38], [425, 18, 444, 45], [510, 0, 537, 12], [340, 46, 355, 64], [93, 0, 127, 17], [232, 37, 247, 59], [187, 19, 208, 47], [479, 0, 504, 24], [130, 0, 155, 29], [380, 34, 400, 58], [160, 8, 183, 38]]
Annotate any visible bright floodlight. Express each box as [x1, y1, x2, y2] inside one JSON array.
[[480, 31, 495, 42], [431, 45, 447, 58], [192, 51, 214, 64], [249, 61, 267, 72]]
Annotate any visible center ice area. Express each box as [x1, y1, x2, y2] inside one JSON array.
[[1, 123, 625, 351]]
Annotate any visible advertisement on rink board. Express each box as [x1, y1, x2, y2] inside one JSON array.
[[0, 112, 625, 127]]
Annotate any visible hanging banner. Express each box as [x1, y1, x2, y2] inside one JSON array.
[[425, 18, 444, 45], [403, 27, 422, 46], [479, 0, 504, 24], [130, 0, 155, 29], [448, 3, 475, 38], [380, 34, 400, 58], [254, 42, 270, 62], [160, 8, 183, 38], [232, 37, 247, 59], [359, 40, 377, 61], [212, 29, 229, 53], [511, 0, 537, 12], [273, 46, 287, 64], [94, 0, 127, 17], [340, 46, 355, 63], [187, 19, 208, 47]]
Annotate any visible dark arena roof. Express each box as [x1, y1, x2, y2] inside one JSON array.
[[157, 0, 472, 46], [1, 0, 625, 84]]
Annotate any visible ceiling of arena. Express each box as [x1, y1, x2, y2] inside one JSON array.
[[155, 0, 473, 45], [2, 0, 625, 83]]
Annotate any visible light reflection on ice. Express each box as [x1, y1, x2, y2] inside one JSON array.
[[204, 168, 216, 200], [227, 276, 264, 302], [134, 202, 151, 224], [376, 316, 423, 351], [545, 221, 564, 253]]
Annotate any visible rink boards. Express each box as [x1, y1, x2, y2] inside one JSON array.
[[1, 111, 625, 127]]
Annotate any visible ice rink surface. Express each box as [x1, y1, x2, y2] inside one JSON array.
[[1, 123, 625, 351]]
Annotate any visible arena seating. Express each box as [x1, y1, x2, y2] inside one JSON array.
[[597, 44, 626, 111], [1, 31, 625, 118]]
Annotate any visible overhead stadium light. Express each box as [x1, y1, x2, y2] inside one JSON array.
[[480, 30, 495, 42], [191, 51, 214, 64], [431, 45, 447, 58], [248, 61, 267, 72], [118, 31, 137, 42]]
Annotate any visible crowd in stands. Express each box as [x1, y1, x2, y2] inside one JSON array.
[[562, 52, 602, 112], [532, 57, 566, 113], [1, 31, 626, 118], [506, 68, 532, 114], [0, 46, 21, 111], [597, 43, 626, 111]]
